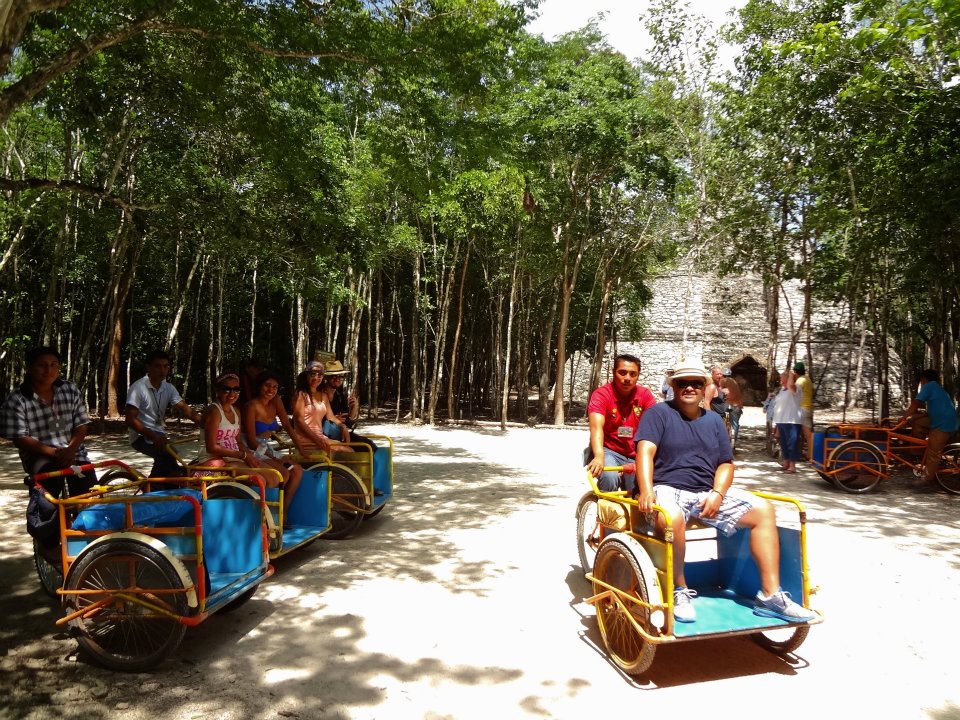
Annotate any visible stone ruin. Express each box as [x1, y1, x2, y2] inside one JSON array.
[[567, 260, 904, 411]]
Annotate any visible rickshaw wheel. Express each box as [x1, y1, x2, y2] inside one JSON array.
[[323, 465, 366, 540], [934, 444, 960, 495], [65, 539, 187, 672], [33, 539, 63, 599], [752, 624, 810, 654], [100, 469, 142, 496], [575, 492, 600, 575], [592, 536, 657, 676], [815, 471, 837, 487], [828, 440, 885, 493]]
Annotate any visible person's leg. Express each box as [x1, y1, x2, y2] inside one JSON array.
[[596, 449, 630, 493], [736, 502, 780, 596], [729, 406, 743, 446], [784, 424, 801, 469], [776, 423, 792, 468], [801, 410, 814, 460], [652, 486, 695, 621], [924, 428, 950, 483]]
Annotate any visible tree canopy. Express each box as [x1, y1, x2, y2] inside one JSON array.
[[1, 0, 957, 423]]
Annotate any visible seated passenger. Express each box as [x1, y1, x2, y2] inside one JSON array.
[[195, 372, 289, 499], [242, 370, 304, 518], [320, 359, 376, 453], [634, 359, 816, 625], [291, 362, 354, 454], [586, 353, 657, 493], [2, 347, 97, 533]]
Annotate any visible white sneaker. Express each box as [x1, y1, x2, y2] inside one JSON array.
[[673, 586, 697, 623], [754, 589, 816, 621]]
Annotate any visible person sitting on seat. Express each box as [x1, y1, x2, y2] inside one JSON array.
[[634, 358, 816, 625], [586, 353, 658, 493], [320, 359, 377, 453], [895, 368, 959, 490], [2, 346, 97, 496], [125, 350, 202, 477], [291, 362, 354, 454], [242, 370, 305, 516]]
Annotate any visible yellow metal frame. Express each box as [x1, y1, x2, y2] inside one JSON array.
[[581, 467, 820, 645], [37, 465, 273, 623]]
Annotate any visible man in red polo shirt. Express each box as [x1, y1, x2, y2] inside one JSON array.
[[586, 354, 658, 492]]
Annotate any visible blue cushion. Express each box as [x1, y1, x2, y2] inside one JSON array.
[[72, 489, 203, 531]]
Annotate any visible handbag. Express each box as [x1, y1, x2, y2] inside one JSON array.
[[26, 483, 59, 547]]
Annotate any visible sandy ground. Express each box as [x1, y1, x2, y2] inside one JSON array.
[[1, 408, 959, 720]]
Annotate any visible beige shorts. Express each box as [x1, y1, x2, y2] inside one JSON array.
[[800, 408, 814, 429]]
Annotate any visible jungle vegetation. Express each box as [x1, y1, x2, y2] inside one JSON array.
[[1, 0, 957, 424]]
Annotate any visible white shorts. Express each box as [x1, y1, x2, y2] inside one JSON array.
[[653, 485, 761, 537]]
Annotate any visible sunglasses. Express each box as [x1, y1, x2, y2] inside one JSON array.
[[308, 370, 324, 376], [674, 379, 705, 390], [219, 385, 241, 393]]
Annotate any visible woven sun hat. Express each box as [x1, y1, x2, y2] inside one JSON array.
[[671, 359, 709, 381], [323, 359, 349, 376]]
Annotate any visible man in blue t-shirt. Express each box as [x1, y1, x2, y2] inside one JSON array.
[[633, 359, 815, 625], [895, 368, 959, 489]]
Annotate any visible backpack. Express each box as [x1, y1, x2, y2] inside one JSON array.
[[26, 483, 59, 547]]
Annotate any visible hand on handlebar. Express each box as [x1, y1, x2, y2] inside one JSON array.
[[637, 488, 655, 513], [587, 456, 604, 478], [52, 446, 75, 466]]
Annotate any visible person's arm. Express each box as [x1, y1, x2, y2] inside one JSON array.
[[242, 402, 260, 450], [895, 399, 922, 429], [53, 422, 89, 466], [125, 404, 169, 448], [347, 387, 359, 421], [586, 411, 607, 478], [635, 440, 657, 512], [173, 399, 202, 425], [273, 395, 306, 454], [699, 462, 734, 518], [704, 383, 717, 405], [323, 398, 350, 441]]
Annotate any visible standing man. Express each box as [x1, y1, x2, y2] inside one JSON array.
[[895, 369, 959, 489], [793, 361, 814, 459], [634, 359, 815, 624], [586, 354, 658, 492], [706, 366, 744, 452], [125, 350, 202, 477]]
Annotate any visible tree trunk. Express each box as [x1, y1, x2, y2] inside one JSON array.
[[447, 238, 472, 421], [500, 225, 522, 430], [537, 278, 560, 422]]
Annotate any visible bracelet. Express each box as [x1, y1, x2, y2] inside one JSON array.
[[711, 489, 724, 499]]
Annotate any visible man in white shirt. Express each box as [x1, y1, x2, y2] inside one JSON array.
[[125, 350, 201, 477]]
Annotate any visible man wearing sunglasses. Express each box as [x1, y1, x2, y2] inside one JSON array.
[[125, 349, 202, 477], [586, 353, 658, 492], [633, 359, 815, 625]]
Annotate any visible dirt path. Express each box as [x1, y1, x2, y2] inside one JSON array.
[[1, 410, 959, 720]]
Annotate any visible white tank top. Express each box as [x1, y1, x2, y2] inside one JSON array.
[[212, 402, 240, 451]]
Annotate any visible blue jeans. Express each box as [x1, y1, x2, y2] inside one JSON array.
[[596, 448, 635, 493], [729, 406, 743, 443], [776, 423, 801, 462], [132, 435, 187, 478]]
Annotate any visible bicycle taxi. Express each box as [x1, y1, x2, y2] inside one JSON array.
[[273, 433, 395, 538], [811, 422, 960, 494], [576, 467, 821, 676], [29, 459, 273, 671], [166, 437, 337, 552]]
